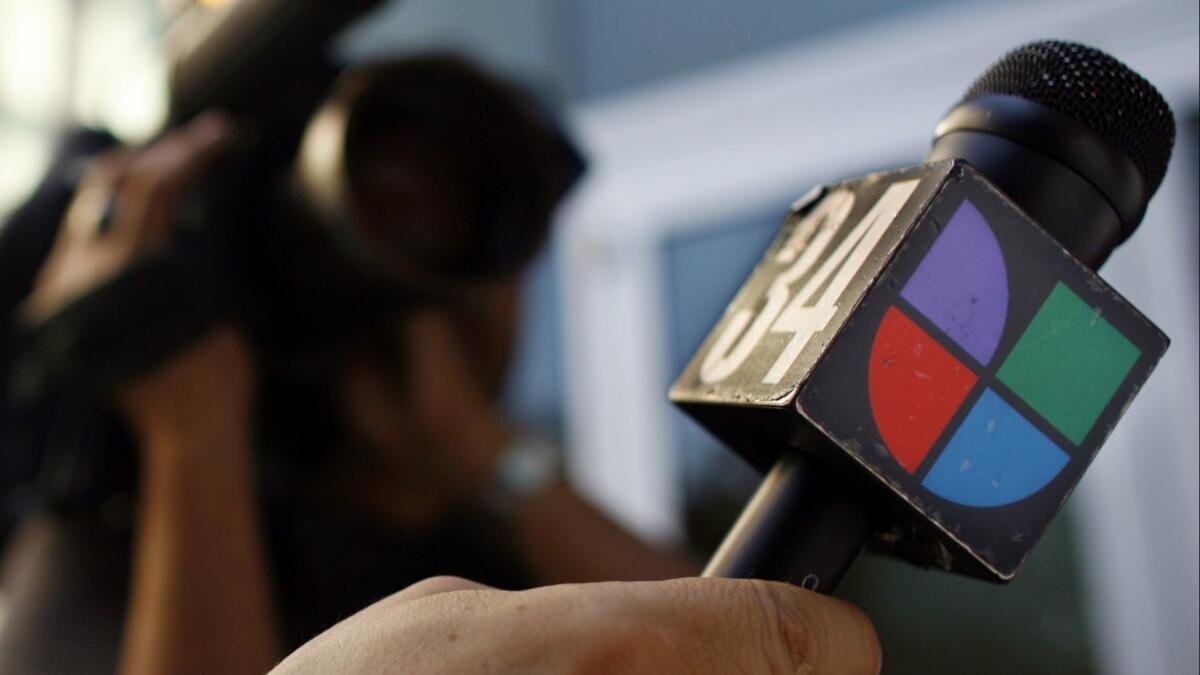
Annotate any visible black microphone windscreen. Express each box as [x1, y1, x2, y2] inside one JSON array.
[[963, 40, 1175, 198]]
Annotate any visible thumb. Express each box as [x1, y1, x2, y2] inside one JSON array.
[[610, 577, 882, 674]]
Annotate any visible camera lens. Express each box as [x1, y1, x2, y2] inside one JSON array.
[[301, 55, 582, 296]]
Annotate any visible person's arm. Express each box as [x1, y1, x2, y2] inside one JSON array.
[[272, 575, 882, 674], [400, 315, 700, 583], [26, 115, 282, 675], [118, 329, 280, 675]]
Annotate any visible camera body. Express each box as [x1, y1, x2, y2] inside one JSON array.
[[11, 1, 583, 507]]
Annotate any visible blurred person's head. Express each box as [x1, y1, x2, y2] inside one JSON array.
[[281, 54, 581, 521], [296, 53, 581, 394]]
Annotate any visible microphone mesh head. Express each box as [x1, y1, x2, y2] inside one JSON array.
[[964, 40, 1175, 197]]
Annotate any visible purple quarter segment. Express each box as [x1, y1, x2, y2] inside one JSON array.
[[901, 199, 1008, 366]]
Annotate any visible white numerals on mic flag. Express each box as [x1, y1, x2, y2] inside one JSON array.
[[699, 180, 919, 385]]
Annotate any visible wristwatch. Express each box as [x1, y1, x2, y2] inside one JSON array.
[[484, 432, 562, 518]]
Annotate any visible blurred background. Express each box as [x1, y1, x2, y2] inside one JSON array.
[[0, 0, 1195, 673]]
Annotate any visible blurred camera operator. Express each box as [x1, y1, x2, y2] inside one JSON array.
[[0, 56, 880, 674]]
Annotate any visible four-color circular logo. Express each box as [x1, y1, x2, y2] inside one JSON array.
[[868, 200, 1141, 508]]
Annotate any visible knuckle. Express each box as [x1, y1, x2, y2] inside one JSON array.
[[750, 580, 816, 673], [126, 149, 189, 196], [753, 581, 883, 675], [649, 579, 776, 673], [119, 165, 161, 202], [404, 575, 476, 597]]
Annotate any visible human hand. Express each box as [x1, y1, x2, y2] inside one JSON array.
[[401, 311, 514, 496], [119, 326, 256, 456], [340, 310, 513, 511], [26, 114, 252, 450], [27, 113, 232, 322], [272, 575, 882, 674]]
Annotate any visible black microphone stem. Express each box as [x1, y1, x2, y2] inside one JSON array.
[[703, 454, 872, 593]]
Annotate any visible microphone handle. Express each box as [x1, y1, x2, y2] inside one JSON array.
[[703, 453, 872, 593]]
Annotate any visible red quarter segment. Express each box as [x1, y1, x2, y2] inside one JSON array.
[[869, 306, 978, 473]]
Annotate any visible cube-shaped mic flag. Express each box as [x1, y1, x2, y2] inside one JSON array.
[[670, 159, 1167, 581]]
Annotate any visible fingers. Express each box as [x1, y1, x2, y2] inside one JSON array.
[[64, 149, 137, 239], [28, 114, 234, 321], [531, 578, 883, 674], [119, 112, 233, 248], [397, 311, 499, 437], [272, 576, 881, 675], [59, 113, 232, 250], [743, 579, 883, 675], [389, 577, 882, 674], [403, 312, 470, 375]]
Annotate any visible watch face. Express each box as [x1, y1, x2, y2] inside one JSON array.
[[498, 435, 559, 496], [800, 166, 1167, 577]]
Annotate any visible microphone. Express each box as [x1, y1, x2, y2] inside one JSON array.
[[671, 41, 1176, 591]]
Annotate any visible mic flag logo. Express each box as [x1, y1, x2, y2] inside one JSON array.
[[799, 164, 1168, 578], [868, 200, 1139, 508]]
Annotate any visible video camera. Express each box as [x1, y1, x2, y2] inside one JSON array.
[[24, 0, 582, 391], [7, 0, 583, 506]]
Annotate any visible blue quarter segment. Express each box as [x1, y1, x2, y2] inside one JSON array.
[[922, 389, 1069, 507]]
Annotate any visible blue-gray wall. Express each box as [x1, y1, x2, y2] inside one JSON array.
[[342, 0, 963, 101], [564, 0, 959, 98]]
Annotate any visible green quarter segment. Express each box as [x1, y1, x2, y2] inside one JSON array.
[[997, 282, 1141, 444]]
